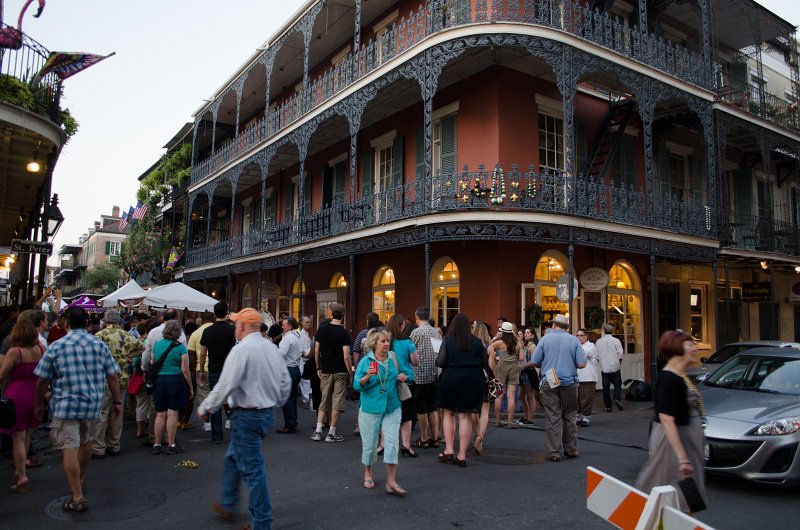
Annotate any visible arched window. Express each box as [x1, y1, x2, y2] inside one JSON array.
[[241, 283, 253, 309], [330, 272, 347, 288], [607, 261, 642, 354], [534, 253, 569, 331], [372, 266, 395, 323], [431, 257, 460, 326], [291, 278, 306, 319]]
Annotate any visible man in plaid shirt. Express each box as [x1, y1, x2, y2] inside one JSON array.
[[34, 307, 121, 513], [409, 306, 441, 447]]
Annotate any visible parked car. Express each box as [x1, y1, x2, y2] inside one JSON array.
[[699, 347, 800, 485], [688, 341, 800, 383]]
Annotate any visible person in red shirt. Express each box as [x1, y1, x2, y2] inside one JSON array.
[[47, 314, 68, 344]]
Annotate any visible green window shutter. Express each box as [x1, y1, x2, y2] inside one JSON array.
[[283, 184, 293, 223], [689, 155, 702, 201], [334, 161, 347, 204], [304, 173, 312, 214], [391, 135, 404, 188], [105, 241, 110, 255], [440, 115, 457, 176], [575, 119, 587, 176], [657, 146, 671, 196], [269, 193, 278, 227], [322, 166, 333, 208], [415, 127, 424, 180], [730, 63, 748, 86], [622, 134, 637, 190], [250, 200, 257, 229], [360, 147, 373, 197]]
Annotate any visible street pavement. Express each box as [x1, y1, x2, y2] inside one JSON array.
[[1, 395, 797, 529]]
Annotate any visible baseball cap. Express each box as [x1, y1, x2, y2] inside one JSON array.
[[229, 307, 261, 326]]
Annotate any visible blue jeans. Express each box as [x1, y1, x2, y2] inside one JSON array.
[[209, 372, 224, 442], [280, 366, 302, 430], [221, 409, 275, 530]]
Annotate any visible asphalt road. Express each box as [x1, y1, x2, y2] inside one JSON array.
[[1, 396, 797, 529]]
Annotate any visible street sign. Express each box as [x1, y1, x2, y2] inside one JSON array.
[[10, 239, 53, 255]]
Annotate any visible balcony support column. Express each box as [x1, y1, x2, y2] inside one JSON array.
[[354, 0, 361, 52], [638, 79, 656, 224], [686, 98, 716, 235], [191, 118, 200, 167], [233, 78, 245, 137], [206, 182, 218, 247], [552, 49, 578, 211], [769, 260, 777, 339], [336, 90, 376, 203], [294, 126, 313, 223], [637, 0, 648, 35], [186, 192, 197, 255], [230, 171, 240, 255], [424, 238, 431, 310], [258, 147, 276, 231], [210, 100, 221, 155], [649, 245, 658, 385], [697, 0, 714, 89], [348, 253, 356, 333], [567, 233, 575, 322], [298, 254, 305, 317], [712, 259, 718, 347], [298, 2, 324, 89], [262, 48, 277, 118]]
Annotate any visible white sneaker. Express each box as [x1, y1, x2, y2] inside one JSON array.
[[325, 433, 344, 443], [310, 431, 323, 441], [225, 420, 231, 430], [203, 422, 211, 432]]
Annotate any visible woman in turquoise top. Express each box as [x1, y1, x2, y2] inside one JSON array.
[[387, 314, 419, 457], [151, 320, 193, 455], [353, 328, 411, 495]]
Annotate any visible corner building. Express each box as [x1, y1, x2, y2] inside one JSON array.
[[181, 0, 800, 382]]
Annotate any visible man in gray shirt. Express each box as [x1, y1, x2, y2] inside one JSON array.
[[409, 306, 441, 448], [276, 317, 302, 434]]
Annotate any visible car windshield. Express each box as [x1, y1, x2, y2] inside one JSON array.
[[704, 356, 800, 395], [706, 344, 754, 364]]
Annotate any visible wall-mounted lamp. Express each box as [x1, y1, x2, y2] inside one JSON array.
[[760, 260, 769, 270], [46, 194, 65, 238], [795, 266, 800, 274]]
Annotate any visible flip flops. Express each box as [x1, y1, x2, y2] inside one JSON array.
[[62, 497, 88, 512]]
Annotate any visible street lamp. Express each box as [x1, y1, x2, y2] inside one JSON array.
[[47, 194, 65, 238]]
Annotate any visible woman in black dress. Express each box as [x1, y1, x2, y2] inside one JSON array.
[[436, 313, 486, 467]]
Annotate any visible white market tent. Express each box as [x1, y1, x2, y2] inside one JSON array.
[[121, 282, 218, 312], [99, 279, 146, 307]]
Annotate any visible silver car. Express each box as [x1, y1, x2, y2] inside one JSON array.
[[700, 347, 800, 485], [688, 341, 800, 383]]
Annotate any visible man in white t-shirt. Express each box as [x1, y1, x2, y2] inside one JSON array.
[[576, 329, 599, 427], [596, 323, 624, 413]]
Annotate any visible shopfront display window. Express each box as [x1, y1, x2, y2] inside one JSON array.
[[606, 262, 642, 354], [432, 258, 460, 326], [372, 266, 395, 323], [291, 278, 306, 319], [534, 253, 569, 334]]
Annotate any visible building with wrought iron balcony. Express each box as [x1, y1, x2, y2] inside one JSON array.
[[177, 0, 800, 381]]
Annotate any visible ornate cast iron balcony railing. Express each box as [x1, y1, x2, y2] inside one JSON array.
[[715, 72, 800, 131], [191, 0, 706, 185], [723, 209, 800, 257], [0, 22, 62, 121], [186, 164, 715, 268]]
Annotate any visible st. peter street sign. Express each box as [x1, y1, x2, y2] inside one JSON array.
[[10, 239, 54, 255]]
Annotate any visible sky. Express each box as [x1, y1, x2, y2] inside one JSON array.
[[1, 0, 795, 266]]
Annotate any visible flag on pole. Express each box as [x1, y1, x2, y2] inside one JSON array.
[[127, 206, 136, 225], [133, 200, 148, 220], [35, 51, 115, 81], [119, 211, 128, 230]]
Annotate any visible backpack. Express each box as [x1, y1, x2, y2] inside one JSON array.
[[623, 379, 652, 402]]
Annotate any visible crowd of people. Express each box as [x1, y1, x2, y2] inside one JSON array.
[[0, 294, 707, 529]]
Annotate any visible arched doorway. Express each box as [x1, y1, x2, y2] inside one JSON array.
[[532, 252, 570, 335], [291, 277, 306, 319], [241, 283, 253, 309], [315, 272, 347, 326], [372, 266, 395, 323], [606, 261, 642, 355], [431, 257, 460, 326], [329, 272, 347, 288]]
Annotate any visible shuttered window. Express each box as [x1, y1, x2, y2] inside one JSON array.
[[433, 114, 457, 176]]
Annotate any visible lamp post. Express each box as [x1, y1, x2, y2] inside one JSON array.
[[46, 194, 65, 238]]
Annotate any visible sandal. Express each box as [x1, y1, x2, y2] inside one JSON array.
[[438, 452, 454, 463], [473, 435, 484, 456], [429, 439, 440, 449], [412, 439, 429, 449], [363, 479, 375, 489], [62, 497, 88, 512]]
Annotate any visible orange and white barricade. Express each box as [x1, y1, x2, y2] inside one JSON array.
[[586, 467, 715, 530]]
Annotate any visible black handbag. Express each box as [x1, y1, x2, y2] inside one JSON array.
[[145, 341, 179, 395], [0, 393, 16, 429], [678, 476, 707, 513]]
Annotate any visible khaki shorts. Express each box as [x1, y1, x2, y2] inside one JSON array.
[[50, 418, 99, 450], [319, 373, 348, 413], [196, 380, 210, 403], [494, 361, 520, 386]]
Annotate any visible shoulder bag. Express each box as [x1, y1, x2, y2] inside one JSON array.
[[389, 352, 412, 402], [145, 341, 179, 395]]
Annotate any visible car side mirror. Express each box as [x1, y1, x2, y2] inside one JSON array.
[[696, 373, 708, 383], [700, 356, 708, 363]]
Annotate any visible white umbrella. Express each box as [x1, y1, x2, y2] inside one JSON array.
[[99, 279, 146, 307]]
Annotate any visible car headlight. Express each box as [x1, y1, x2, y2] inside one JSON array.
[[753, 417, 800, 436]]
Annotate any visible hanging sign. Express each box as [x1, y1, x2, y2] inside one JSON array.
[[556, 275, 580, 302], [11, 239, 53, 255], [742, 282, 771, 302], [580, 268, 610, 291]]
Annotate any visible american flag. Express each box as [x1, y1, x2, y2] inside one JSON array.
[[132, 200, 148, 220], [119, 211, 129, 230]]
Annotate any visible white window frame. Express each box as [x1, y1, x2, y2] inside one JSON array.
[[665, 142, 694, 200], [536, 95, 565, 173], [264, 187, 274, 228], [689, 284, 707, 347], [373, 10, 398, 65], [109, 241, 121, 257], [291, 174, 302, 220], [370, 130, 396, 193]]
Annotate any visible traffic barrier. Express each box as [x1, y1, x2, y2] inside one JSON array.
[[586, 467, 715, 530]]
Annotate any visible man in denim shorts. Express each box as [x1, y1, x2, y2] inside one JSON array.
[[34, 307, 121, 513]]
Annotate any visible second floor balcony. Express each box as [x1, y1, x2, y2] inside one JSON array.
[[185, 163, 716, 269]]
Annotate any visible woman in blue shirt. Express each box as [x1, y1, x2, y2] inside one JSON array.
[[353, 328, 411, 495], [387, 314, 419, 457]]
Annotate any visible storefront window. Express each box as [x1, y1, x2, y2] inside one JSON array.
[[330, 272, 347, 288], [241, 283, 253, 309], [534, 254, 569, 334], [432, 258, 460, 326], [607, 262, 642, 354], [690, 286, 705, 343], [291, 278, 306, 319], [372, 266, 395, 323]]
